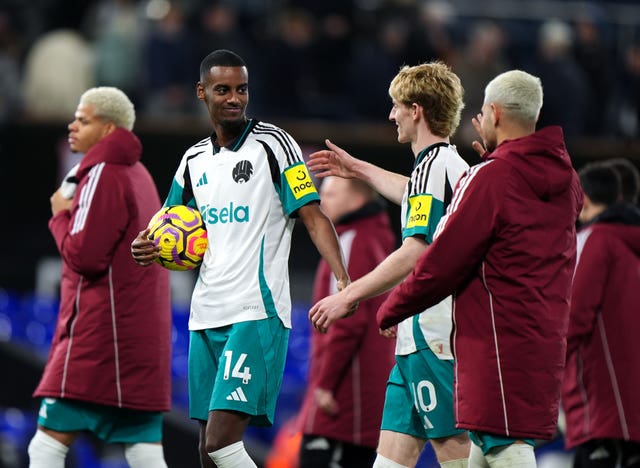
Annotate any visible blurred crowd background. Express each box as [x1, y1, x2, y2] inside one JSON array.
[[0, 0, 639, 141]]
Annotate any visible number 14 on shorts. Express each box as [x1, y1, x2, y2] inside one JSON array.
[[223, 350, 253, 384]]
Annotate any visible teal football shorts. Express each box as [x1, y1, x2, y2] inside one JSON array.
[[36, 398, 163, 443], [381, 347, 465, 440], [188, 315, 289, 426], [469, 431, 536, 455]]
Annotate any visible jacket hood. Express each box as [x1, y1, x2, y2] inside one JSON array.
[[334, 201, 391, 236], [77, 128, 142, 179], [488, 126, 574, 200], [591, 202, 640, 256]]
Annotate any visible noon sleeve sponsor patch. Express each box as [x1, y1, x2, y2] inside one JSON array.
[[284, 162, 317, 200]]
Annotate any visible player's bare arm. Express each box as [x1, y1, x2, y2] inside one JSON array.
[[310, 236, 427, 333], [308, 139, 408, 205], [131, 228, 161, 266], [298, 203, 352, 314]]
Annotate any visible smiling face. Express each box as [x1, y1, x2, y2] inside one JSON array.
[[389, 99, 416, 145], [197, 65, 248, 137], [67, 104, 114, 153]]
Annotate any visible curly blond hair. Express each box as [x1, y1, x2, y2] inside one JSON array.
[[388, 61, 464, 138], [79, 87, 136, 130]]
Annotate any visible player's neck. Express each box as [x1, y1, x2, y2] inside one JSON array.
[[411, 133, 449, 158]]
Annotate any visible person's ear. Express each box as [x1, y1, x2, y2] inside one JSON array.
[[412, 103, 423, 121], [491, 103, 501, 126], [103, 121, 117, 137], [196, 82, 205, 101]]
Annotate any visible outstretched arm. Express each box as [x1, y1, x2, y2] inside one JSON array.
[[298, 203, 351, 294], [308, 139, 408, 205], [309, 236, 426, 333]]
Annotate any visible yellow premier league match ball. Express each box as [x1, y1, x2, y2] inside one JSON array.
[[147, 205, 208, 271]]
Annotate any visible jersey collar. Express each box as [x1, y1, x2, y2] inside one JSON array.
[[414, 141, 450, 168], [210, 119, 257, 154]]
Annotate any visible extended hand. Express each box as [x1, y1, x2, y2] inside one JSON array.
[[130, 229, 160, 266], [308, 289, 357, 333], [307, 139, 358, 179]]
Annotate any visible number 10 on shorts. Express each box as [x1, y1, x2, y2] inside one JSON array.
[[223, 350, 253, 384]]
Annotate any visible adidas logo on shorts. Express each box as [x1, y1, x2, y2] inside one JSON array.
[[226, 387, 247, 402]]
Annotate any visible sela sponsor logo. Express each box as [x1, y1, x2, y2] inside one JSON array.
[[284, 163, 317, 200], [201, 202, 250, 224], [406, 194, 432, 229], [232, 160, 253, 183]]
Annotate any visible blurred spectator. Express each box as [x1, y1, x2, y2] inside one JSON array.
[[615, 41, 640, 138], [308, 12, 354, 119], [348, 17, 409, 120], [572, 12, 615, 136], [527, 19, 590, 137], [142, 1, 199, 117], [405, 0, 457, 65], [259, 7, 318, 118], [454, 21, 509, 143], [196, 3, 253, 68], [21, 30, 95, 119], [0, 9, 22, 124], [82, 0, 146, 105]]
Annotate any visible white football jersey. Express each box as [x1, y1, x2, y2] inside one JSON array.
[[395, 143, 469, 359], [165, 120, 319, 330]]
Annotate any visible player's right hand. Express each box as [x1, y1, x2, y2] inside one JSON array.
[[307, 139, 358, 179], [130, 229, 160, 266], [471, 113, 488, 158]]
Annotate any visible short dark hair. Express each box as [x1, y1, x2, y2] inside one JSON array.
[[579, 163, 621, 206], [602, 158, 640, 204], [199, 50, 246, 81]]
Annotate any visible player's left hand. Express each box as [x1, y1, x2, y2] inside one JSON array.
[[131, 229, 161, 266], [309, 289, 357, 333], [314, 388, 338, 415], [50, 189, 73, 216], [379, 326, 397, 339]]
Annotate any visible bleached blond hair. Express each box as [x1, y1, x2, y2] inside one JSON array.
[[79, 86, 135, 130], [484, 70, 543, 125]]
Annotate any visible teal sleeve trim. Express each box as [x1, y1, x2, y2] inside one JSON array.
[[258, 236, 277, 318], [401, 197, 445, 244], [279, 169, 320, 217], [164, 179, 196, 209]]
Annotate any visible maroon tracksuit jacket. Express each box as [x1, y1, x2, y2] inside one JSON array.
[[562, 204, 640, 448], [35, 128, 171, 411]]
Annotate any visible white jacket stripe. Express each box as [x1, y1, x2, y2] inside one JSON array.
[[71, 163, 105, 235]]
